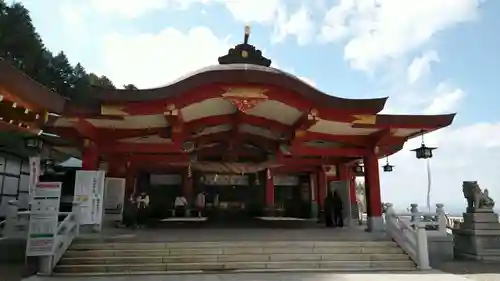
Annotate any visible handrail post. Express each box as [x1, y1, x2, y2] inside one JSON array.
[[415, 221, 431, 270], [410, 203, 419, 223], [436, 203, 446, 236], [72, 202, 82, 237], [4, 200, 19, 238]]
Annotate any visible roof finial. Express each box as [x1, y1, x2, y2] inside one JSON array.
[[244, 25, 251, 44]]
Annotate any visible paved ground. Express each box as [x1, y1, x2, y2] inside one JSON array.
[[2, 262, 500, 281], [14, 272, 482, 281]]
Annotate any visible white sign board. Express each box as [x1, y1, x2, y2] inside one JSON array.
[[26, 182, 62, 256], [74, 170, 106, 225], [104, 177, 126, 221], [28, 156, 41, 199]]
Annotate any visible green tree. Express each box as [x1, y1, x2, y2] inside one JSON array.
[[0, 1, 118, 101], [123, 84, 138, 90]]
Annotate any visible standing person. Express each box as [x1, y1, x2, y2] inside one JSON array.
[[123, 194, 136, 228], [195, 191, 206, 218], [174, 194, 188, 217], [323, 191, 334, 227], [136, 191, 150, 228], [332, 191, 344, 228]]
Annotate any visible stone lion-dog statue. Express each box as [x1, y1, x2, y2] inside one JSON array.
[[462, 181, 495, 212]]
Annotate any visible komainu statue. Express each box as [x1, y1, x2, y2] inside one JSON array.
[[462, 181, 495, 212]]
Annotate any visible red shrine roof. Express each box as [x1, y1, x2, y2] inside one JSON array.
[[0, 28, 456, 173], [0, 58, 66, 134]]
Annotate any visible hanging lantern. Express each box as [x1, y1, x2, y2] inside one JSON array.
[[382, 157, 394, 172], [353, 162, 364, 174], [187, 164, 192, 178], [42, 158, 55, 173], [254, 173, 260, 186], [266, 168, 272, 180], [24, 136, 44, 151], [411, 130, 437, 159]]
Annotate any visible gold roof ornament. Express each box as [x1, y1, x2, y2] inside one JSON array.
[[217, 25, 272, 67]]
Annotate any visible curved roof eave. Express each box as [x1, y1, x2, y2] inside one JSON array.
[[0, 58, 66, 113], [376, 113, 456, 128], [88, 64, 388, 112]]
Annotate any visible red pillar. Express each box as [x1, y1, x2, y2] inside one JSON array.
[[265, 169, 274, 207], [183, 168, 193, 204], [82, 139, 99, 170], [317, 168, 327, 209], [364, 151, 383, 231]]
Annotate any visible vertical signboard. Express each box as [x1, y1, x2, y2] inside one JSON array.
[[104, 177, 126, 221], [26, 182, 62, 256], [28, 156, 41, 200], [74, 171, 106, 226]]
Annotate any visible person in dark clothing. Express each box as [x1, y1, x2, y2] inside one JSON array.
[[136, 192, 150, 228], [332, 191, 344, 227], [123, 194, 136, 228], [323, 192, 334, 227]]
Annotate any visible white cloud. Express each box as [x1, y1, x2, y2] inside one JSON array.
[[424, 83, 466, 114], [320, 0, 480, 71], [407, 50, 440, 84], [216, 0, 283, 23], [99, 27, 231, 88], [89, 0, 169, 18], [272, 5, 315, 45]]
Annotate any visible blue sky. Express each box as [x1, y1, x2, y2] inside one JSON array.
[[16, 0, 500, 212]]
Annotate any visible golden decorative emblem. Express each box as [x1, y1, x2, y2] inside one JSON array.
[[241, 50, 248, 58], [222, 87, 268, 99], [101, 105, 129, 116], [351, 115, 377, 124]]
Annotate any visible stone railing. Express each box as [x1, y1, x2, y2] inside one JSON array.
[[39, 202, 81, 275], [1, 200, 81, 275], [384, 203, 448, 270]]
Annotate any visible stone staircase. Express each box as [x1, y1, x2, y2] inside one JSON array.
[[54, 240, 416, 275]]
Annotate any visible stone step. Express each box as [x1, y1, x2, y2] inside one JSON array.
[[54, 260, 416, 274], [64, 246, 404, 257], [69, 241, 398, 250], [59, 253, 410, 265]]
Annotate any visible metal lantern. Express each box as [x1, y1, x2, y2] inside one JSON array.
[[353, 162, 364, 174], [42, 158, 55, 173], [24, 136, 44, 151], [411, 131, 436, 159], [382, 157, 394, 172]]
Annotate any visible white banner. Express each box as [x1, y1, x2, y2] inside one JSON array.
[[26, 182, 62, 256], [104, 177, 126, 221], [28, 156, 41, 199], [74, 170, 106, 225]]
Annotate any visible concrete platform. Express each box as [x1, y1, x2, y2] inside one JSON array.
[[77, 225, 389, 243]]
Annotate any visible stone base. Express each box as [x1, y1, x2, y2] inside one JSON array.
[[367, 216, 384, 232], [454, 212, 500, 260], [456, 251, 500, 262], [428, 235, 454, 267], [463, 212, 499, 224]]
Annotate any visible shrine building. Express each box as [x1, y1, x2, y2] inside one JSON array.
[[0, 28, 455, 231]]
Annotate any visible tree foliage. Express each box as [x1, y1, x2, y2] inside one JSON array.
[[0, 0, 121, 101]]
